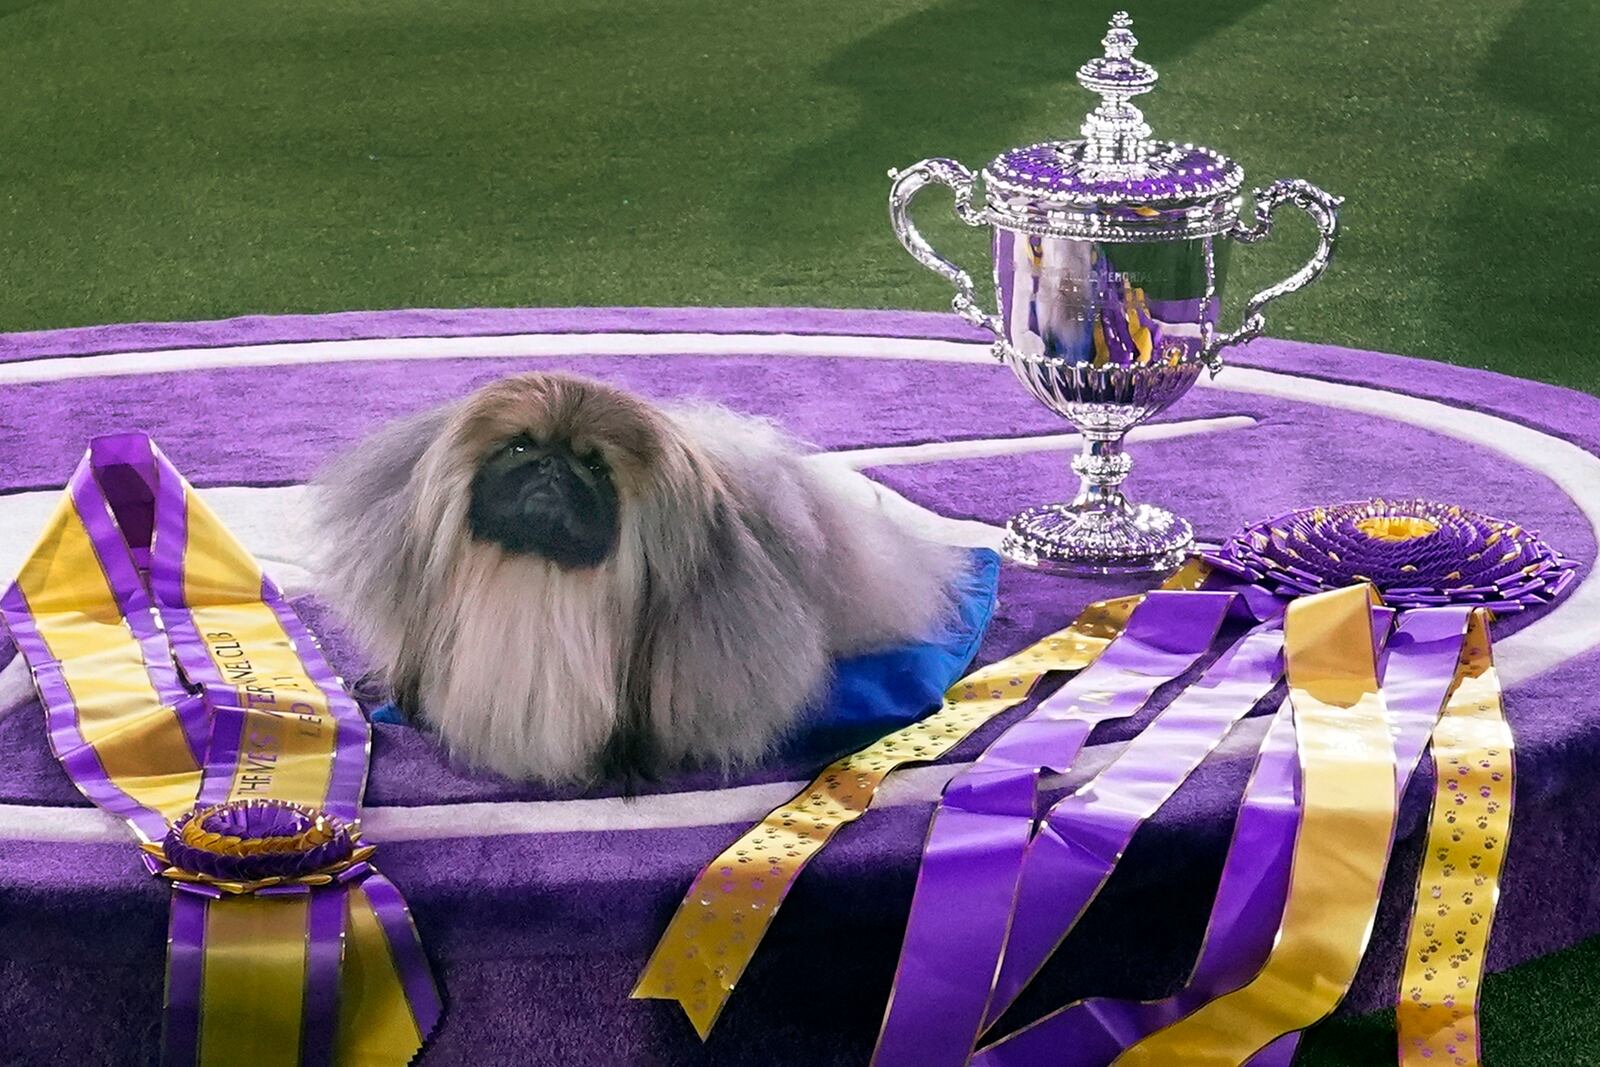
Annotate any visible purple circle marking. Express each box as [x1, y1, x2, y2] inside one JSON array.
[[1, 306, 1598, 1065]]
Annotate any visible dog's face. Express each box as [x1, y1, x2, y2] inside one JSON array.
[[449, 375, 667, 570], [468, 432, 620, 567]]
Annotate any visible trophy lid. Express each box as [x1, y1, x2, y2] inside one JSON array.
[[982, 12, 1245, 236]]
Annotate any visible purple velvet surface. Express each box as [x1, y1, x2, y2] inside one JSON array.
[[1, 307, 1598, 1066]]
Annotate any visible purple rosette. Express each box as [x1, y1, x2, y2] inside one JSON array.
[[1204, 498, 1577, 612], [150, 798, 373, 893]]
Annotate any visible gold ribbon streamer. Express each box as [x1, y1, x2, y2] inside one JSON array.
[[633, 559, 1212, 1038], [1115, 583, 1396, 1066], [1398, 611, 1509, 1066], [338, 883, 431, 1064]]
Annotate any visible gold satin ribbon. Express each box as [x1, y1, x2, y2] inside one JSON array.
[[633, 559, 1212, 1038], [1398, 611, 1509, 1066], [198, 894, 313, 1067], [1116, 583, 1396, 1065], [180, 485, 428, 1066], [182, 485, 344, 808], [13, 491, 201, 832], [338, 883, 431, 1065]]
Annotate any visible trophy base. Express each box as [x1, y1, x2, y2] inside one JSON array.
[[1000, 502, 1195, 576]]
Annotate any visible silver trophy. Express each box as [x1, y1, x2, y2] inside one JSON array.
[[889, 12, 1340, 574]]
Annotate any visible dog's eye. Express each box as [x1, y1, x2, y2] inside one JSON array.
[[504, 436, 534, 456], [581, 452, 607, 475]]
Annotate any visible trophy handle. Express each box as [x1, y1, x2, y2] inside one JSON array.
[[1202, 178, 1342, 372], [888, 158, 1001, 336]]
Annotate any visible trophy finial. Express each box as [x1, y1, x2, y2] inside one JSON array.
[[1077, 11, 1159, 168], [1103, 11, 1138, 59]]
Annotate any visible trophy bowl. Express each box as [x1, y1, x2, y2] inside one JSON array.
[[888, 12, 1341, 575]]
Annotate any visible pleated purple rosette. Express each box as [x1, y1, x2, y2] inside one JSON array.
[[1202, 498, 1577, 612], [157, 799, 365, 889]]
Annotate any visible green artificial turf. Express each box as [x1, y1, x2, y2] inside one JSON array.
[[3, 0, 1598, 1062], [3, 0, 1598, 393]]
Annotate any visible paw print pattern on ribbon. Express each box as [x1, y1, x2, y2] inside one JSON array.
[[632, 560, 1213, 1038], [1398, 612, 1511, 1067]]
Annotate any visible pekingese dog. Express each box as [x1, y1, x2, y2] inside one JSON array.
[[313, 372, 963, 784]]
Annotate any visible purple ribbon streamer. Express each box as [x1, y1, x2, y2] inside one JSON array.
[[973, 606, 1474, 1066], [162, 888, 208, 1067], [983, 611, 1288, 1027], [362, 873, 445, 1036], [301, 886, 349, 1067], [872, 591, 1237, 1067]]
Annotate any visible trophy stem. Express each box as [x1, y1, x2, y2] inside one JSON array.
[[1071, 431, 1134, 514], [1000, 423, 1194, 576]]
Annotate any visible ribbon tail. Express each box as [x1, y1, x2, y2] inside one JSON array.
[[983, 615, 1288, 1029], [1104, 584, 1396, 1063], [1397, 610, 1509, 1066], [300, 885, 350, 1067], [162, 889, 339, 1067], [873, 589, 1235, 1067], [161, 888, 207, 1067], [337, 874, 442, 1066]]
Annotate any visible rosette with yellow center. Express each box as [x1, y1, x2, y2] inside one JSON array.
[[141, 798, 376, 895], [1204, 498, 1577, 611]]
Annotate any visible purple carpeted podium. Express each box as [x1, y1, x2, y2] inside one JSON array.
[[1, 308, 1596, 1065]]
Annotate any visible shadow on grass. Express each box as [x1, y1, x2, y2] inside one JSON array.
[[722, 0, 1272, 262], [0, 0, 54, 16], [1437, 0, 1600, 393]]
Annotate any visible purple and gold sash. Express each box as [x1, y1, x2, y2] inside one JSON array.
[[1, 434, 440, 1066]]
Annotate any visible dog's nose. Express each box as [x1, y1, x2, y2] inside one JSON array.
[[518, 453, 571, 504], [523, 452, 570, 483]]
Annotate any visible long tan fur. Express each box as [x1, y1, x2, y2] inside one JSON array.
[[314, 373, 963, 784]]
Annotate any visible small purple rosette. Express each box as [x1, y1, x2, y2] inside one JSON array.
[[146, 798, 374, 894], [1204, 498, 1577, 612]]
